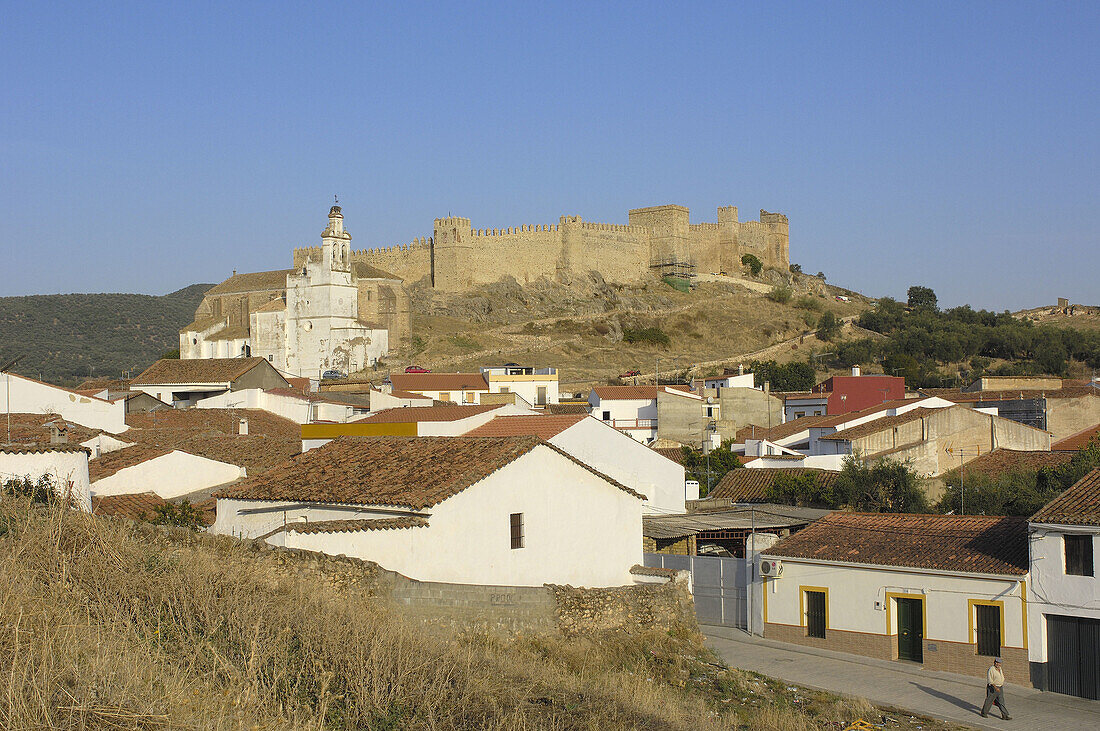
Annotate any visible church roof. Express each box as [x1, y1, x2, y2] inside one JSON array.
[[352, 261, 401, 280], [253, 297, 286, 313], [204, 270, 293, 296]]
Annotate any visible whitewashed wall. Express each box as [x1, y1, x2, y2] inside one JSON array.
[[80, 433, 134, 458], [196, 388, 357, 423], [91, 451, 244, 499], [548, 417, 685, 514], [762, 558, 1027, 648], [1027, 526, 1100, 663], [0, 449, 91, 511], [1, 373, 127, 434]]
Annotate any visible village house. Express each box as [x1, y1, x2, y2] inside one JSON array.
[[810, 367, 906, 416], [0, 372, 127, 434], [300, 403, 533, 450], [386, 372, 490, 404], [212, 435, 644, 587], [761, 512, 1031, 684], [130, 358, 290, 408], [1026, 468, 1100, 699], [464, 413, 687, 514], [588, 385, 704, 445], [0, 443, 92, 511], [479, 365, 559, 406], [89, 443, 244, 499]]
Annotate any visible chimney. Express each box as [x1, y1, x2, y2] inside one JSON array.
[[238, 418, 248, 436], [851, 365, 861, 377], [49, 423, 68, 444], [738, 363, 744, 376]]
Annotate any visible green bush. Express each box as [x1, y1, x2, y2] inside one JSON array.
[[795, 296, 823, 312], [741, 254, 763, 276], [622, 326, 671, 347], [816, 311, 841, 341], [749, 359, 816, 391], [767, 285, 792, 304]]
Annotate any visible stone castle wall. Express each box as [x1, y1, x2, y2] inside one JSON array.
[[319, 203, 789, 292]]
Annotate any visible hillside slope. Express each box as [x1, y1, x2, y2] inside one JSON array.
[[0, 284, 210, 384]]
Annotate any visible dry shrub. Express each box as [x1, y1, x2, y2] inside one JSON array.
[[0, 499, 735, 730]]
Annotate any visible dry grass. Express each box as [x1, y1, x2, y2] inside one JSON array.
[[1, 498, 904, 730]]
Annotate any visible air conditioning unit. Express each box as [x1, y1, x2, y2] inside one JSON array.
[[759, 559, 784, 577]]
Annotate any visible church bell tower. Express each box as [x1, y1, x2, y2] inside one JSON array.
[[322, 203, 352, 272]]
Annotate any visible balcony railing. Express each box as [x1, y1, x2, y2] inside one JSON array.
[[604, 418, 657, 430]]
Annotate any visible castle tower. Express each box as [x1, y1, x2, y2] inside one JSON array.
[[717, 206, 740, 274], [322, 205, 352, 272]]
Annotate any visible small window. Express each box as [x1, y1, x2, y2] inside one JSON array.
[[499, 386, 510, 394], [975, 604, 1001, 656], [439, 391, 451, 402], [1065, 534, 1094, 576], [805, 590, 826, 638], [510, 513, 524, 549], [602, 410, 611, 421]]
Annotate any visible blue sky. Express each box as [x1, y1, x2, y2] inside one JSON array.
[[1, 1, 1096, 309]]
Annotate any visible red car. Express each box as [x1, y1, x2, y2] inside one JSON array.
[[404, 365, 431, 373], [619, 370, 641, 378]]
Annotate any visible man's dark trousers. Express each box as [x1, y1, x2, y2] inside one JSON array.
[[982, 684, 1009, 718]]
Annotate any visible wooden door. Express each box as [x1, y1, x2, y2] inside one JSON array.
[[897, 598, 923, 662]]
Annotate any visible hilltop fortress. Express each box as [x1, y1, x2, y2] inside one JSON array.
[[294, 203, 790, 291]]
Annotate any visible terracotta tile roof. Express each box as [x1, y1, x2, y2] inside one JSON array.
[[763, 512, 1028, 576], [0, 414, 100, 448], [1052, 423, 1100, 452], [92, 492, 168, 521], [215, 436, 643, 507], [389, 373, 489, 392], [286, 516, 429, 535], [355, 404, 500, 424], [253, 297, 286, 313], [651, 447, 685, 465], [942, 448, 1075, 481], [386, 388, 434, 401], [709, 468, 838, 503], [591, 384, 693, 401], [735, 414, 833, 443], [1031, 469, 1100, 526], [811, 398, 924, 429], [921, 387, 1100, 403], [204, 269, 293, 296], [818, 407, 937, 442], [464, 414, 587, 439], [132, 358, 278, 386], [89, 444, 174, 481], [0, 443, 90, 455], [122, 408, 300, 474]]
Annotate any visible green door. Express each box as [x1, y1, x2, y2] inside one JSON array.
[[897, 598, 924, 662]]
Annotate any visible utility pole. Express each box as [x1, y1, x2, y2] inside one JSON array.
[[947, 446, 981, 514]]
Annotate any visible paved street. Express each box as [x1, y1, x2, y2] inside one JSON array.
[[703, 625, 1100, 730]]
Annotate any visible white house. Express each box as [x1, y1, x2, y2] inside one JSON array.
[[212, 435, 644, 587], [89, 444, 245, 499], [130, 358, 291, 408], [0, 372, 127, 434], [464, 413, 687, 514], [479, 365, 559, 406], [1026, 468, 1100, 699], [195, 387, 363, 424], [697, 370, 756, 393], [0, 444, 92, 511], [761, 512, 1031, 685]]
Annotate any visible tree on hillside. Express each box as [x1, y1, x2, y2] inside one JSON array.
[[741, 254, 763, 276], [816, 311, 841, 341], [906, 286, 938, 312], [833, 455, 928, 513], [681, 440, 743, 496], [749, 359, 816, 392]]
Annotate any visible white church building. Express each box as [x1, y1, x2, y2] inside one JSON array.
[[181, 206, 390, 378]]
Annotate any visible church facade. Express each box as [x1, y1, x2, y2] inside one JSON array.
[[181, 206, 410, 378]]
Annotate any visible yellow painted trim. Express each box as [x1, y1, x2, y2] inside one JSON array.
[[301, 422, 418, 439], [967, 598, 1005, 651], [885, 592, 926, 637], [799, 585, 830, 630], [1020, 580, 1028, 651]]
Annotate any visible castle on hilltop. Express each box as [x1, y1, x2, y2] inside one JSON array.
[[293, 203, 790, 291]]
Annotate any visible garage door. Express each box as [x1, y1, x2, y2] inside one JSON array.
[[1047, 615, 1100, 699]]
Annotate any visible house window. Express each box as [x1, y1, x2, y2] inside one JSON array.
[[805, 590, 826, 638], [602, 410, 611, 421], [499, 386, 510, 394], [1065, 534, 1094, 576], [510, 513, 524, 549], [439, 392, 451, 402], [975, 603, 1002, 656]]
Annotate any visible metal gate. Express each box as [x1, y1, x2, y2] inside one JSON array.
[[644, 553, 747, 628], [1047, 615, 1100, 699]]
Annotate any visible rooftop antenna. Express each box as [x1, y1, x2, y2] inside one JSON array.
[[334, 194, 339, 205]]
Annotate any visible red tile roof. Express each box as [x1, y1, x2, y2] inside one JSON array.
[[204, 270, 293, 296], [0, 443, 90, 455], [355, 404, 500, 424], [286, 516, 429, 535], [922, 387, 1100, 403], [1031, 469, 1100, 526], [764, 512, 1028, 575], [92, 492, 168, 521], [817, 407, 937, 442], [132, 358, 281, 386], [811, 398, 924, 429], [464, 414, 588, 439], [388, 373, 489, 392], [941, 448, 1075, 480], [1052, 423, 1100, 452], [89, 444, 174, 481], [215, 436, 643, 507], [0, 414, 101, 448], [709, 468, 838, 503], [651, 446, 686, 465]]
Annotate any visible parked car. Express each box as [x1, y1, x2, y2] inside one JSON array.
[[619, 370, 641, 378], [321, 370, 347, 380], [404, 365, 430, 373]]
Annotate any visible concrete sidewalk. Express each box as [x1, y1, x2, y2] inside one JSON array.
[[703, 625, 1100, 730]]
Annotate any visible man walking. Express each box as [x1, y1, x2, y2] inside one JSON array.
[[981, 657, 1011, 720]]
